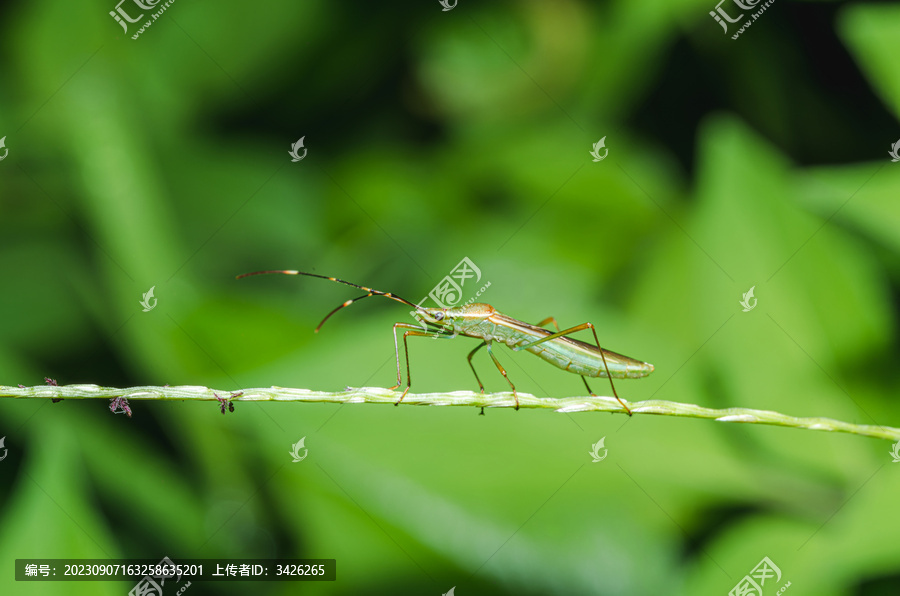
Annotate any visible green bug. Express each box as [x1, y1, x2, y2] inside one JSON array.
[[238, 270, 654, 414]]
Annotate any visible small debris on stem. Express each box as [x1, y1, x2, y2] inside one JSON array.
[[109, 397, 132, 417]]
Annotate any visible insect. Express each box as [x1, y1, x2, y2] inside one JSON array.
[[237, 270, 654, 414]]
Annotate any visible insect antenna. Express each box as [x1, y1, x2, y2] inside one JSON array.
[[236, 269, 421, 332]]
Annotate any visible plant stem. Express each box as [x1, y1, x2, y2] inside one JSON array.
[[2, 384, 897, 441]]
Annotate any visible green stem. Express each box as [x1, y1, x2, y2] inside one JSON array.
[[2, 384, 897, 441]]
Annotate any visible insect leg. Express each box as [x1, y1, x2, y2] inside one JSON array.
[[534, 317, 560, 332], [390, 323, 455, 405], [466, 341, 488, 393], [511, 323, 632, 416], [538, 317, 596, 405], [391, 323, 419, 389], [467, 341, 488, 416], [485, 342, 519, 410], [538, 318, 610, 411]]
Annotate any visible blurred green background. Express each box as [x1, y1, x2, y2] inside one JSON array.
[[2, 0, 900, 594]]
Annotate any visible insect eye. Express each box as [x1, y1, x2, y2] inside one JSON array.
[[434, 312, 444, 321]]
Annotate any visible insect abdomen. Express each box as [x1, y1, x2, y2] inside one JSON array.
[[523, 340, 653, 379]]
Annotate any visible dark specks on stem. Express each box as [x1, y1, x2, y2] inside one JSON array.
[[109, 397, 132, 417], [215, 391, 241, 415]]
